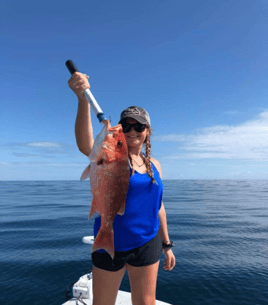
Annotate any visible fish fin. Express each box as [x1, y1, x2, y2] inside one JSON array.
[[117, 202, 125, 216], [88, 198, 98, 219], [92, 227, 114, 259], [80, 165, 91, 181]]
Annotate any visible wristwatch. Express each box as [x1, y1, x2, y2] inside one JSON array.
[[162, 241, 173, 249]]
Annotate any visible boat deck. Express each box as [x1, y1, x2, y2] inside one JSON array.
[[63, 289, 171, 305]]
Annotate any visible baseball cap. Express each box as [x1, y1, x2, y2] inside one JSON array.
[[119, 106, 151, 126]]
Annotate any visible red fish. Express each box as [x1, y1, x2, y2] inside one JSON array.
[[81, 120, 129, 259]]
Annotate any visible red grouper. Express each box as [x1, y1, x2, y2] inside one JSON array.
[[80, 120, 129, 259]]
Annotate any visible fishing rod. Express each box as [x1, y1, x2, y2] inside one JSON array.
[[65, 60, 108, 124]]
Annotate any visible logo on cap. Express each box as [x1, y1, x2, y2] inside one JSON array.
[[124, 107, 140, 115]]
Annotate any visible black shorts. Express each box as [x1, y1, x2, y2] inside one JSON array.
[[92, 231, 163, 272]]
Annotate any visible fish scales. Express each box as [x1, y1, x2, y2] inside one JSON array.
[[81, 120, 129, 259]]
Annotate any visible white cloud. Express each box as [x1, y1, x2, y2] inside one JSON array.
[[157, 110, 268, 160], [50, 162, 86, 167], [27, 142, 62, 148], [0, 161, 85, 167], [0, 162, 10, 165]]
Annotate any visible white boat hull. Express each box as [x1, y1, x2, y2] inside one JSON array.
[[62, 272, 171, 305]]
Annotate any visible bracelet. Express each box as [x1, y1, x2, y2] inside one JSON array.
[[162, 241, 173, 249]]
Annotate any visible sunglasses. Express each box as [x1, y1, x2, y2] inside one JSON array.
[[121, 121, 147, 133]]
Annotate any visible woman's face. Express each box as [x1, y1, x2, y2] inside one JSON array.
[[123, 118, 149, 148]]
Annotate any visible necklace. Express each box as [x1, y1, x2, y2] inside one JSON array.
[[130, 154, 144, 167], [132, 158, 144, 167]]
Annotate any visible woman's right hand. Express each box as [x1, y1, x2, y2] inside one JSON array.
[[68, 72, 90, 102]]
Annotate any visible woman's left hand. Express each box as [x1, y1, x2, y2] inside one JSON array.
[[163, 249, 176, 271]]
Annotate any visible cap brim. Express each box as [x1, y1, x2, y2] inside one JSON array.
[[119, 115, 149, 125]]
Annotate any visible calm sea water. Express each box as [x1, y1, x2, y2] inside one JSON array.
[[1, 180, 268, 305]]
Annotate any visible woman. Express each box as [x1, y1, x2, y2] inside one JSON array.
[[68, 72, 176, 305]]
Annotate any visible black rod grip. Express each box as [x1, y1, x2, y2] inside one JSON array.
[[65, 60, 79, 75]]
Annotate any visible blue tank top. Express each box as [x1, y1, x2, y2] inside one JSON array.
[[94, 162, 163, 251]]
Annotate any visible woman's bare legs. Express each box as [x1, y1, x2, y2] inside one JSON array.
[[92, 265, 126, 305], [127, 260, 160, 305]]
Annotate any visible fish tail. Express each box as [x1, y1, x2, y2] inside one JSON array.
[[92, 227, 114, 259]]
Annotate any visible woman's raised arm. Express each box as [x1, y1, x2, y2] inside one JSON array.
[[68, 72, 94, 156]]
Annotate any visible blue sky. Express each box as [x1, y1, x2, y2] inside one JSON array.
[[1, 0, 268, 180]]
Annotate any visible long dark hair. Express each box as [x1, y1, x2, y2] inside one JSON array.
[[128, 127, 156, 183]]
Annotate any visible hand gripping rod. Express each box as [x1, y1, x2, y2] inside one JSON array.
[[66, 60, 107, 124]]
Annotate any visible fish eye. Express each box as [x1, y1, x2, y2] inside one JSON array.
[[97, 159, 103, 166], [117, 141, 123, 148]]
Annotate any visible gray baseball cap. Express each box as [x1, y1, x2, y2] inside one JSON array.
[[119, 106, 151, 126]]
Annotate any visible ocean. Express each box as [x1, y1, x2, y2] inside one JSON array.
[[1, 180, 268, 305]]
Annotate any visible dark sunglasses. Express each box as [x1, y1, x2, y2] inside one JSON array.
[[121, 121, 147, 133]]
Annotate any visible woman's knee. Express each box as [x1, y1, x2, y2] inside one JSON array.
[[127, 261, 159, 305], [92, 265, 126, 305]]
